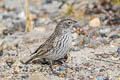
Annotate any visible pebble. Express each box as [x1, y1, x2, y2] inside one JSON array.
[[75, 67, 81, 72], [117, 47, 120, 55], [89, 18, 101, 28], [18, 66, 23, 69], [104, 77, 109, 80], [96, 76, 104, 80], [2, 14, 10, 19], [109, 35, 120, 39], [99, 69, 104, 72], [2, 29, 15, 35], [99, 28, 111, 33], [100, 33, 107, 38], [23, 66, 30, 72], [18, 12, 26, 20], [45, 0, 52, 3], [59, 66, 66, 71], [21, 74, 29, 79], [0, 48, 3, 56]]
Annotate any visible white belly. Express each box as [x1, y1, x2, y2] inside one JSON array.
[[45, 33, 72, 60]]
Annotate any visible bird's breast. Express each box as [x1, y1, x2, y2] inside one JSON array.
[[44, 32, 72, 60], [56, 32, 72, 48]]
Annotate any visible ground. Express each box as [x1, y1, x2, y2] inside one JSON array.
[[0, 0, 120, 80]]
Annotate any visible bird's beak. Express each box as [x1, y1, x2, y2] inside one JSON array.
[[72, 22, 81, 34], [73, 22, 80, 28]]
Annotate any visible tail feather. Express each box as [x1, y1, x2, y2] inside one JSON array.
[[20, 54, 36, 64]]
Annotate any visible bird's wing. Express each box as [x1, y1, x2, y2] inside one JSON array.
[[31, 42, 54, 56], [31, 32, 59, 56]]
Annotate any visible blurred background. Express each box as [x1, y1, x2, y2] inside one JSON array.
[[0, 0, 120, 80], [0, 0, 119, 33]]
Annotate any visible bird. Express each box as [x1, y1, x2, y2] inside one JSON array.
[[21, 19, 80, 73]]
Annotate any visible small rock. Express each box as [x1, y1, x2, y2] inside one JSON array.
[[89, 18, 101, 27], [109, 35, 120, 39], [117, 47, 120, 55], [18, 66, 23, 69], [45, 0, 52, 3], [111, 56, 119, 60], [90, 77, 95, 80], [101, 53, 109, 58], [100, 33, 107, 38], [99, 69, 104, 72], [59, 66, 66, 71], [23, 66, 30, 72], [96, 76, 104, 80], [66, 68, 72, 73], [18, 12, 26, 20], [21, 74, 29, 79], [0, 47, 3, 56], [104, 77, 109, 80], [75, 67, 81, 72], [69, 78, 75, 80], [99, 28, 111, 33], [3, 29, 15, 35], [2, 14, 10, 19], [59, 74, 65, 78]]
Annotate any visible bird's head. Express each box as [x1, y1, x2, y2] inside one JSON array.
[[55, 19, 80, 33]]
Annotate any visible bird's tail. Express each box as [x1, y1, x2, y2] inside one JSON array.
[[20, 54, 36, 64]]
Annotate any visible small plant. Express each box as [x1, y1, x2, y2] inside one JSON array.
[[25, 0, 32, 32]]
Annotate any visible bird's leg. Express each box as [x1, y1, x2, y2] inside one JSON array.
[[49, 60, 60, 75], [50, 61, 54, 73]]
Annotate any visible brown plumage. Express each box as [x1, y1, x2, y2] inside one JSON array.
[[21, 19, 79, 73]]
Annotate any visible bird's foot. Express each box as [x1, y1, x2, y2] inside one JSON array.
[[54, 55, 68, 65]]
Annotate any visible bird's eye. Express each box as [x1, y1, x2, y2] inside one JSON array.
[[68, 21, 72, 24]]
